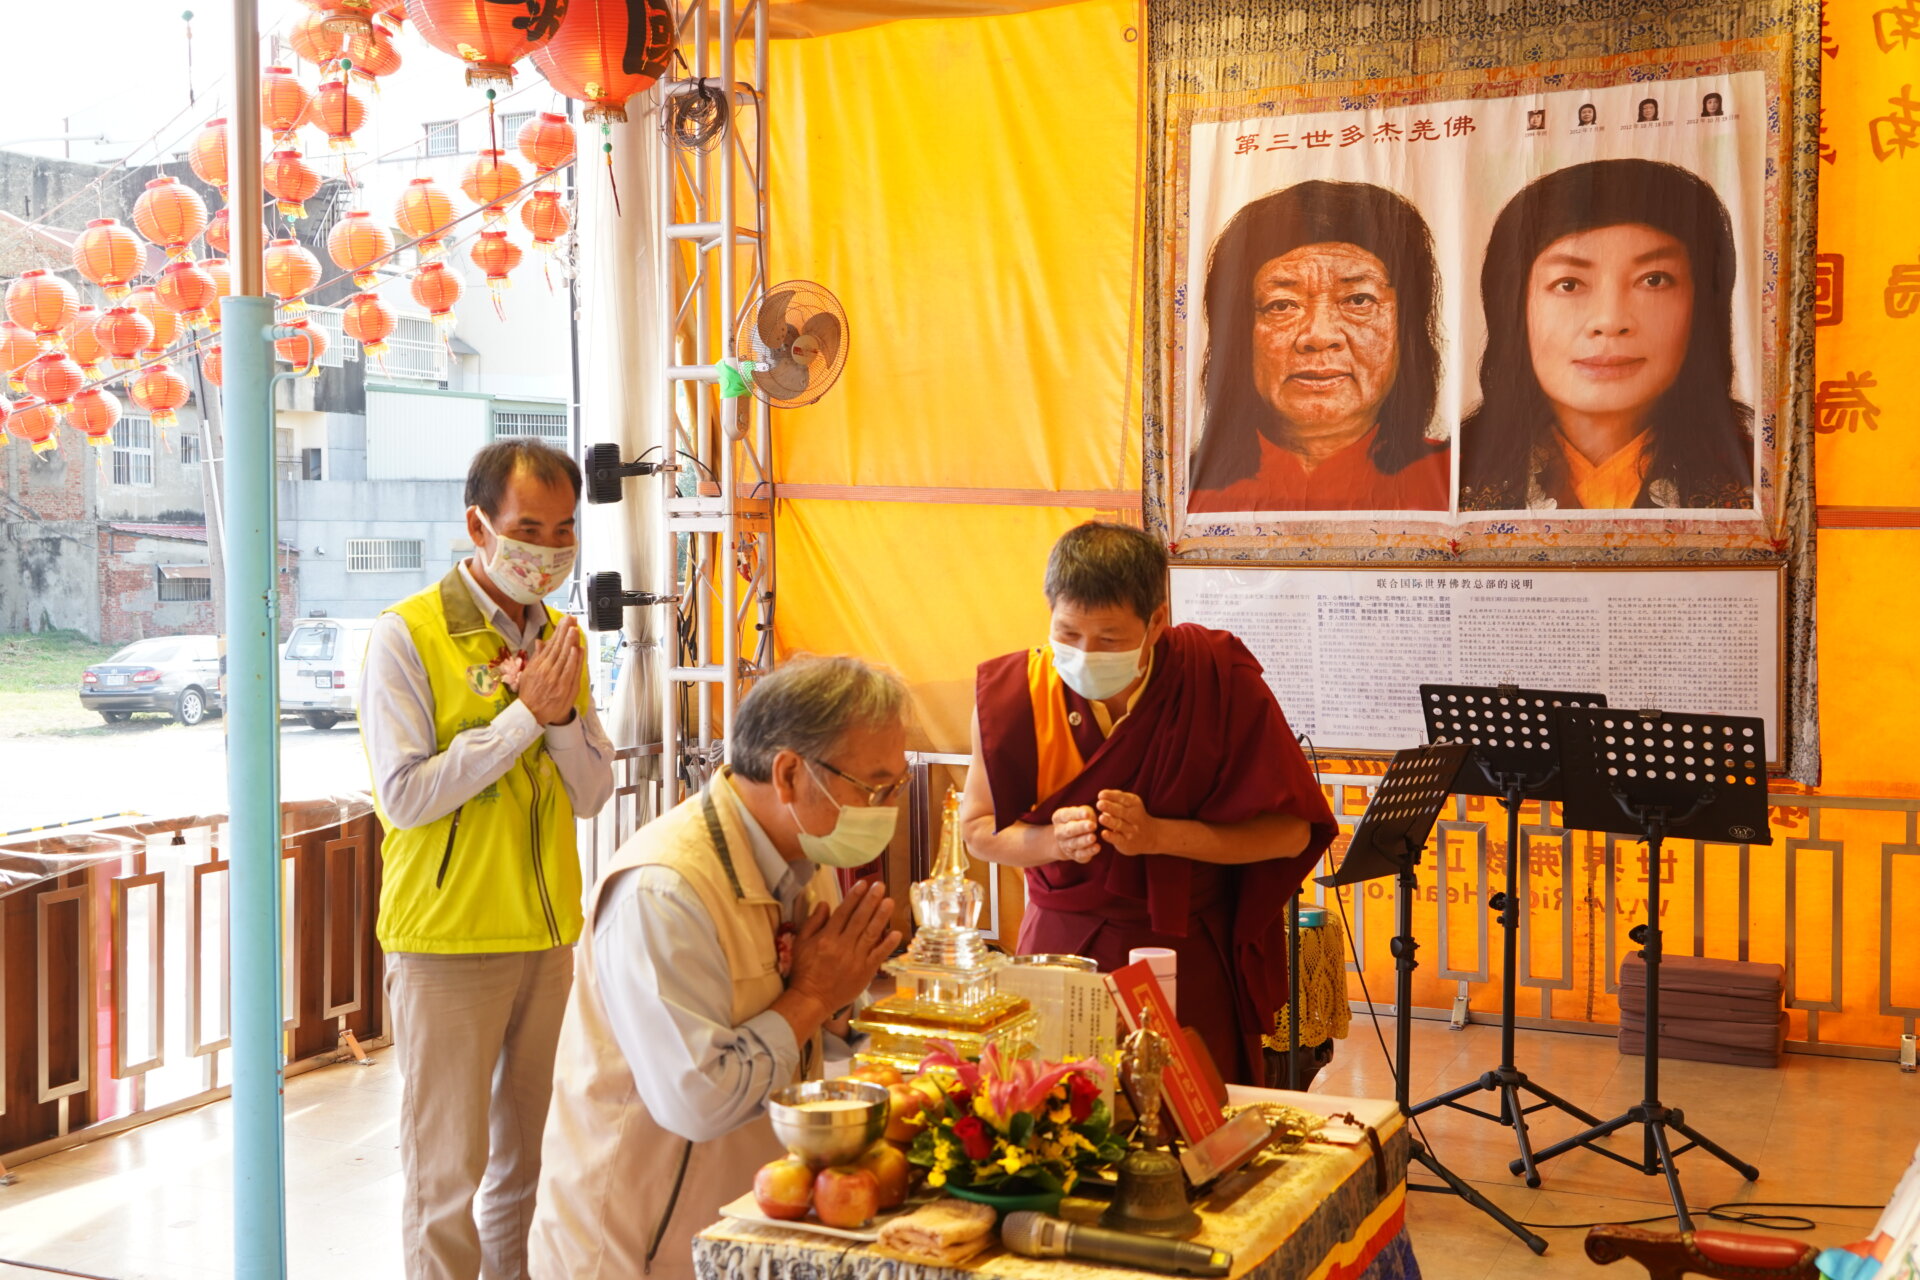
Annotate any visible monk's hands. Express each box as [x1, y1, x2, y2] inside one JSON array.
[[787, 880, 901, 1017], [1051, 805, 1102, 863], [518, 615, 583, 725], [1096, 790, 1164, 856]]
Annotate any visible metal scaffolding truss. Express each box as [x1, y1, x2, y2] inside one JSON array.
[[657, 0, 775, 806]]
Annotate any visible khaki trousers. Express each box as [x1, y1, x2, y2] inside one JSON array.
[[386, 947, 574, 1280]]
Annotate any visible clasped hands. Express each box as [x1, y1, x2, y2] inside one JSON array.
[[516, 615, 584, 726], [1051, 789, 1161, 862]]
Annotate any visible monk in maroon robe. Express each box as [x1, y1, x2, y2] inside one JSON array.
[[960, 523, 1336, 1084]]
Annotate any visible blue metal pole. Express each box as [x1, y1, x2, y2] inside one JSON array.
[[226, 1, 288, 1275]]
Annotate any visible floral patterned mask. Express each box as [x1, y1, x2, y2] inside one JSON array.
[[474, 509, 576, 605]]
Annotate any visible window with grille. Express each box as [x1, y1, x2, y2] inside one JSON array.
[[302, 305, 359, 366], [368, 314, 449, 384], [179, 432, 201, 465], [494, 410, 569, 445], [157, 571, 213, 602], [346, 538, 424, 573], [424, 121, 459, 157], [112, 417, 155, 487], [500, 111, 534, 141]]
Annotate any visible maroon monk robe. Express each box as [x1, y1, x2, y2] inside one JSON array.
[[977, 622, 1337, 1083]]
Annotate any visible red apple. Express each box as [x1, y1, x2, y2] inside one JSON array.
[[907, 1074, 947, 1109], [753, 1157, 815, 1221], [846, 1063, 904, 1088], [813, 1165, 880, 1229], [858, 1141, 911, 1211], [884, 1082, 928, 1143]]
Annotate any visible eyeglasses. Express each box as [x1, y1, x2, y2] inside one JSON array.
[[810, 758, 910, 807]]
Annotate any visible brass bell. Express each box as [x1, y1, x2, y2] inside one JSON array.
[[1100, 1147, 1202, 1238]]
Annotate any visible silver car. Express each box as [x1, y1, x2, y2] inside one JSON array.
[[79, 635, 226, 726]]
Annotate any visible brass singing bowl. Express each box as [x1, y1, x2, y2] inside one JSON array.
[[768, 1079, 890, 1169]]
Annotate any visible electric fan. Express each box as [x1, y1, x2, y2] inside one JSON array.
[[730, 281, 849, 409]]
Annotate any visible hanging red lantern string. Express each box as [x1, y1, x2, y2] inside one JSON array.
[[532, 0, 674, 124], [396, 177, 457, 258], [64, 308, 107, 377], [7, 398, 59, 454], [72, 219, 146, 300], [129, 285, 181, 359], [264, 150, 324, 220], [516, 111, 576, 185], [290, 9, 347, 68], [132, 176, 209, 261], [345, 24, 402, 85], [7, 270, 80, 342], [203, 259, 232, 330], [408, 0, 565, 85], [202, 344, 224, 388], [189, 118, 231, 196], [68, 387, 121, 448], [24, 352, 85, 416], [156, 261, 218, 331], [265, 239, 323, 314], [470, 229, 523, 317], [342, 292, 395, 365], [461, 149, 523, 224], [1, 322, 41, 392], [276, 318, 328, 379], [263, 66, 312, 144], [328, 210, 393, 288], [310, 78, 369, 153], [520, 189, 571, 255], [95, 308, 155, 371], [411, 260, 464, 337], [128, 364, 191, 436]]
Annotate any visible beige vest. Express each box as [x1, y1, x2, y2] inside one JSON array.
[[529, 773, 838, 1280]]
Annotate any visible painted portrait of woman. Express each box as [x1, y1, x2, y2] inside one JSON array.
[[1188, 180, 1450, 513], [1458, 159, 1754, 512]]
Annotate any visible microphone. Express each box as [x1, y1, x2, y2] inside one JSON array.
[[1001, 1212, 1232, 1277]]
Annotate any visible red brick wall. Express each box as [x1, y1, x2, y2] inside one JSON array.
[[93, 528, 302, 645]]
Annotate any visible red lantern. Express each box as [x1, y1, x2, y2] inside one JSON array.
[[202, 345, 224, 387], [310, 79, 368, 150], [129, 286, 181, 358], [68, 387, 121, 446], [262, 67, 312, 142], [328, 210, 392, 288], [129, 364, 190, 431], [7, 398, 58, 454], [408, 0, 566, 84], [344, 23, 402, 82], [206, 208, 232, 257], [342, 292, 395, 359], [64, 307, 107, 376], [470, 230, 523, 310], [265, 239, 323, 312], [132, 176, 209, 260], [461, 149, 524, 222], [520, 190, 572, 252], [189, 118, 230, 193], [1, 322, 40, 390], [276, 319, 329, 377], [24, 352, 85, 409], [396, 177, 456, 257], [96, 308, 155, 369], [203, 259, 232, 329], [411, 261, 464, 334], [265, 150, 323, 220], [7, 270, 79, 340], [517, 112, 576, 178], [289, 10, 346, 67], [306, 0, 375, 37], [156, 261, 218, 330], [532, 0, 673, 124], [72, 219, 146, 300], [0, 396, 9, 437]]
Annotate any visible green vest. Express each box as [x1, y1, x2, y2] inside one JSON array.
[[372, 568, 589, 954]]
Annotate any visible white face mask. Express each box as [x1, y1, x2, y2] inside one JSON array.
[[787, 762, 900, 869], [475, 509, 576, 606], [1051, 641, 1145, 702]]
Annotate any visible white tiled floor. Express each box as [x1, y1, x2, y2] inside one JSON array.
[[0, 1023, 1914, 1279]]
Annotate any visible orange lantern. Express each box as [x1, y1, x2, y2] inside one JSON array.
[[7, 270, 79, 340], [344, 23, 402, 82], [470, 230, 523, 309], [290, 9, 346, 67], [64, 307, 107, 376], [68, 387, 121, 446], [24, 352, 85, 410], [276, 318, 329, 378], [411, 261, 464, 334], [8, 398, 59, 454], [2, 321, 43, 391], [517, 112, 576, 178], [95, 307, 155, 369], [0, 396, 8, 439], [310, 79, 368, 150], [306, 0, 375, 37], [129, 364, 190, 431], [342, 291, 395, 359], [461, 149, 523, 222], [129, 286, 181, 357], [203, 259, 232, 329], [396, 177, 456, 257], [189, 118, 230, 194], [72, 219, 146, 300], [408, 0, 566, 84], [156, 261, 218, 330], [520, 189, 572, 252], [265, 239, 323, 313], [132, 176, 209, 260], [264, 150, 323, 220], [206, 208, 232, 257], [533, 0, 673, 124], [262, 66, 312, 142], [202, 344, 223, 387], [327, 209, 392, 288]]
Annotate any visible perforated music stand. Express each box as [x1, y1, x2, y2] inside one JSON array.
[[1517, 707, 1772, 1228], [1317, 742, 1548, 1255], [1411, 684, 1608, 1187]]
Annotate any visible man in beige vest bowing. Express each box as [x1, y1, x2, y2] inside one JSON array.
[[529, 656, 908, 1280]]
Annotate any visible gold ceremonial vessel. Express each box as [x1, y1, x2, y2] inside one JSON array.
[[850, 789, 1037, 1069], [767, 1079, 890, 1169]]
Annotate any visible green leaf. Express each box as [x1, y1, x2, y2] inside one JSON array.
[[1009, 1111, 1034, 1145]]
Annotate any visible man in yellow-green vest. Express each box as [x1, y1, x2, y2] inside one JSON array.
[[360, 438, 614, 1280]]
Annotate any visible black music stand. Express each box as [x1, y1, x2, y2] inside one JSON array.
[[1411, 684, 1608, 1187], [1516, 708, 1770, 1228], [1319, 742, 1549, 1255]]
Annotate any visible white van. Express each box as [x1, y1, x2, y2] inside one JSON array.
[[279, 618, 378, 730]]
